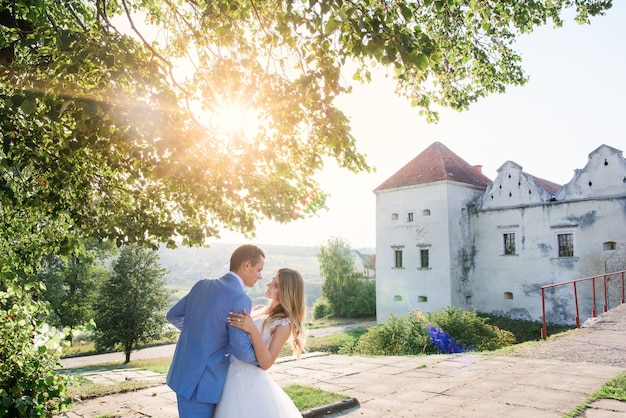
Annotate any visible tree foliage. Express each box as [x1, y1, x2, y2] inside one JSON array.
[[0, 277, 72, 417], [37, 240, 117, 339], [317, 237, 363, 317], [0, 0, 613, 250], [0, 1, 615, 414], [94, 244, 169, 363]]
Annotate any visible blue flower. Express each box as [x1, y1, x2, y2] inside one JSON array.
[[428, 326, 468, 354]]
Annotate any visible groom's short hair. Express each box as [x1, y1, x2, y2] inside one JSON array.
[[230, 244, 265, 271]]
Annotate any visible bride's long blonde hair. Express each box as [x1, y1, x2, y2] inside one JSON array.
[[263, 268, 307, 359]]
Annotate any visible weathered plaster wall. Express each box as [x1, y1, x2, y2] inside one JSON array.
[[469, 197, 626, 324], [375, 181, 483, 322], [375, 144, 626, 326]]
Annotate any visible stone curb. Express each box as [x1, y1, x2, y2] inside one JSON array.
[[301, 397, 360, 418]]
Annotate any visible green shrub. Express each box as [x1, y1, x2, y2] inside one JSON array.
[[426, 307, 515, 351], [350, 307, 517, 356], [312, 297, 331, 319], [343, 281, 376, 318], [0, 277, 72, 417], [352, 314, 436, 355], [478, 313, 575, 343]]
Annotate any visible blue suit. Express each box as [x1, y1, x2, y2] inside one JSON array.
[[166, 273, 257, 416]]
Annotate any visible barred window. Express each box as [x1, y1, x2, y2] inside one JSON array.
[[503, 233, 516, 255], [557, 233, 574, 257], [394, 249, 403, 268], [420, 249, 429, 268]]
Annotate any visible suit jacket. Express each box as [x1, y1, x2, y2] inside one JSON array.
[[166, 272, 257, 403]]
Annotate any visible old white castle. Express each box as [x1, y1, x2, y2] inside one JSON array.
[[374, 142, 626, 325]]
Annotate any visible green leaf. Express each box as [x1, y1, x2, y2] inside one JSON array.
[[20, 100, 37, 115]]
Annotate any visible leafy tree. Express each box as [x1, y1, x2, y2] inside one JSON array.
[[317, 237, 363, 317], [0, 1, 615, 414], [0, 1, 613, 251], [0, 277, 72, 417], [37, 240, 117, 340], [345, 281, 377, 318], [94, 244, 169, 363]]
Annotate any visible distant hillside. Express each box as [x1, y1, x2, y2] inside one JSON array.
[[157, 243, 375, 310], [158, 243, 322, 286]]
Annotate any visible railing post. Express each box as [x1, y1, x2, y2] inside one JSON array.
[[541, 287, 547, 340], [603, 274, 609, 313], [541, 270, 626, 337], [592, 277, 597, 318], [573, 282, 580, 328]]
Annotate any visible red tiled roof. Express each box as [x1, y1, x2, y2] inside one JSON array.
[[374, 142, 492, 192], [529, 176, 561, 196]]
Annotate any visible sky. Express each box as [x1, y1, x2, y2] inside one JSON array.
[[214, 2, 626, 249]]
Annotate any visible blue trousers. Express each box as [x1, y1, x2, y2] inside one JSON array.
[[176, 393, 216, 417]]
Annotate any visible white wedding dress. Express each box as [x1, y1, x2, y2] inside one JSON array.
[[214, 317, 302, 418]]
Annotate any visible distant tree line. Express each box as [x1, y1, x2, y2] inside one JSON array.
[[314, 237, 376, 319], [37, 241, 170, 363]]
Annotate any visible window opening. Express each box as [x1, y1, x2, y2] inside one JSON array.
[[557, 233, 574, 257], [503, 233, 516, 255], [394, 249, 403, 268], [420, 249, 429, 268]]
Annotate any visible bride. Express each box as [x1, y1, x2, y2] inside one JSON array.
[[215, 267, 307, 418]]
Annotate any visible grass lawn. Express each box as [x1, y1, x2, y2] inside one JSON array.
[[565, 372, 626, 417]]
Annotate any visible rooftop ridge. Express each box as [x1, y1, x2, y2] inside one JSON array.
[[374, 141, 492, 192]]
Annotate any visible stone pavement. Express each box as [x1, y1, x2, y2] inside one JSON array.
[[58, 308, 626, 417]]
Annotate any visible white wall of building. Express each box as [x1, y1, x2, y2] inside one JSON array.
[[375, 181, 484, 322], [375, 144, 626, 326]]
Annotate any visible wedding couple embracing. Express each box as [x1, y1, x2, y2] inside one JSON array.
[[166, 244, 306, 417]]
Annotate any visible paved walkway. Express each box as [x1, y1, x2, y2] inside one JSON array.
[[57, 309, 626, 417]]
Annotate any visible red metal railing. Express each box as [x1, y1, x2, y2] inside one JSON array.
[[541, 270, 626, 339]]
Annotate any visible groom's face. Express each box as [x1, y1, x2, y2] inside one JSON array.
[[240, 257, 265, 288]]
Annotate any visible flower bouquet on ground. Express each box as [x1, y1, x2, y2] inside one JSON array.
[[413, 310, 472, 354]]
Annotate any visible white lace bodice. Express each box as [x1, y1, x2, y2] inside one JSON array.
[[254, 316, 291, 347]]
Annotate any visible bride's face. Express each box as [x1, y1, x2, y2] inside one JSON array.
[[265, 275, 281, 302]]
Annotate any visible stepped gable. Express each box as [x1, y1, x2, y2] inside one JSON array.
[[374, 141, 491, 192]]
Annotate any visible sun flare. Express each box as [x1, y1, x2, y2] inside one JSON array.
[[208, 104, 259, 142]]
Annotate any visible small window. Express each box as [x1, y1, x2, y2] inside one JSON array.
[[407, 212, 414, 222], [394, 249, 403, 268], [503, 233, 516, 255], [557, 233, 574, 257], [504, 292, 513, 300], [394, 295, 403, 301], [391, 213, 398, 220], [418, 296, 427, 302], [603, 241, 616, 251], [423, 209, 431, 216], [420, 249, 429, 268]]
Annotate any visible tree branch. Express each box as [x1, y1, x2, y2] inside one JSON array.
[[0, 9, 34, 34]]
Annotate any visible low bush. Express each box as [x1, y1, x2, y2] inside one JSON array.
[[348, 307, 517, 356], [478, 313, 575, 343], [351, 314, 436, 356], [342, 281, 376, 318], [427, 307, 516, 351], [312, 297, 331, 320]]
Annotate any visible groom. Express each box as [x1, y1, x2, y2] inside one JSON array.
[[166, 244, 265, 417]]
